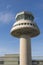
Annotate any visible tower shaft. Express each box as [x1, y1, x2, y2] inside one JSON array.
[[20, 35, 32, 65]]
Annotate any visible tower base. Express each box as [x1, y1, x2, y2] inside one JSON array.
[[20, 35, 32, 65]]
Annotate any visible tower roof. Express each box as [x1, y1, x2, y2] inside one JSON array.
[[15, 11, 34, 19], [15, 11, 34, 21]]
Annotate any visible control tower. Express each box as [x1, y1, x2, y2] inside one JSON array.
[[10, 11, 40, 65]]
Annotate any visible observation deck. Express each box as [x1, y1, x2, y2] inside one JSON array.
[[10, 11, 40, 38]]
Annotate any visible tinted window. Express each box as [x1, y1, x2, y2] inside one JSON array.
[[0, 61, 4, 64], [16, 14, 34, 21], [16, 14, 24, 21]]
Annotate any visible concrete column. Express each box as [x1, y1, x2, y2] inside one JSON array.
[[20, 35, 32, 65]]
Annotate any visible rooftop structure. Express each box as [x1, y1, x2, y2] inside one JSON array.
[[0, 54, 43, 65]]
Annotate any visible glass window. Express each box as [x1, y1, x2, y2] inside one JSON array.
[[16, 14, 25, 21], [39, 62, 43, 64], [25, 15, 28, 20], [25, 14, 34, 21], [19, 24, 20, 25], [0, 61, 4, 64], [30, 23, 32, 25], [33, 24, 35, 27], [24, 23, 26, 25], [16, 14, 34, 21], [32, 61, 37, 64], [21, 23, 23, 25], [27, 23, 29, 25]]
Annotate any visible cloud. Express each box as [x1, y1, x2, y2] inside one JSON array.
[[0, 12, 14, 23], [0, 48, 6, 56], [0, 48, 6, 52]]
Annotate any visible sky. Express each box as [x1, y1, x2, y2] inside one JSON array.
[[0, 0, 43, 59]]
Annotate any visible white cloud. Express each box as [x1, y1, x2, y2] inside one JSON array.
[[0, 48, 6, 56], [0, 48, 6, 52], [0, 12, 14, 23]]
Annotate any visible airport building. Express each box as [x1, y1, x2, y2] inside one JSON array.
[[0, 54, 43, 65]]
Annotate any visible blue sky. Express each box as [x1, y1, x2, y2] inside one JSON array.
[[0, 0, 43, 58]]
